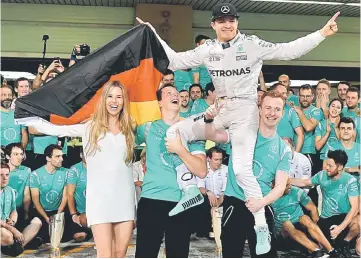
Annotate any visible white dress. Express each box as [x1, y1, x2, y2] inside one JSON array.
[[30, 120, 136, 226]]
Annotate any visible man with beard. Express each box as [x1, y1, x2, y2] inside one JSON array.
[[272, 178, 339, 257], [190, 82, 216, 116], [342, 87, 360, 142], [272, 83, 304, 152], [0, 86, 28, 148], [337, 81, 351, 106], [291, 84, 324, 175], [179, 90, 191, 118], [29, 144, 69, 242], [291, 150, 359, 257]]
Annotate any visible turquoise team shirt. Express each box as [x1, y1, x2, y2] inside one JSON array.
[[136, 120, 205, 202], [295, 105, 324, 154], [190, 98, 209, 116], [312, 171, 359, 218], [33, 135, 68, 155], [272, 186, 311, 234], [30, 166, 67, 211], [174, 70, 193, 92], [179, 110, 191, 118], [66, 162, 87, 214], [342, 107, 360, 143], [8, 165, 31, 208], [26, 134, 34, 151], [287, 95, 299, 107], [277, 104, 302, 140], [192, 65, 212, 88], [0, 186, 16, 220], [315, 120, 339, 160], [0, 110, 25, 146], [225, 132, 292, 201]]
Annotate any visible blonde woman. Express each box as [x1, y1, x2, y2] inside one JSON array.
[[26, 81, 135, 257]]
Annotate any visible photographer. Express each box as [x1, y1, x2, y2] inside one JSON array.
[[32, 59, 64, 90], [69, 44, 90, 67]]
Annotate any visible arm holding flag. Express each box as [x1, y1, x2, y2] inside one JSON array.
[[136, 18, 205, 71], [26, 120, 87, 138]]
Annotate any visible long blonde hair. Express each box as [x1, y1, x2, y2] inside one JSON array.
[[86, 81, 135, 165]]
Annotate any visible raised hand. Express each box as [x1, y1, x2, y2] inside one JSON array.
[[320, 12, 340, 37]]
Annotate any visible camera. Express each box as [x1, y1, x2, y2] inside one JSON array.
[[78, 44, 90, 56], [42, 35, 49, 41]]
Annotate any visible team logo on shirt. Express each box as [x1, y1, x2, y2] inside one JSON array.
[[209, 67, 251, 77], [276, 212, 291, 222], [3, 128, 17, 141], [46, 190, 59, 203], [236, 44, 244, 53]]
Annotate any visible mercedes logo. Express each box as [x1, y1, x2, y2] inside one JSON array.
[[221, 6, 230, 14]]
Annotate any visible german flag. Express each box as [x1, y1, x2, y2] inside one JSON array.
[[15, 25, 169, 126]]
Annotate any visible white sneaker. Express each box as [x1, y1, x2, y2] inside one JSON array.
[[209, 232, 215, 238]]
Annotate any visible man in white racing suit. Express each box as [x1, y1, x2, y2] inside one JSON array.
[[137, 3, 339, 255]]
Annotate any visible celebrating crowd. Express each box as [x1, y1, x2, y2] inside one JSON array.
[[1, 2, 360, 258]]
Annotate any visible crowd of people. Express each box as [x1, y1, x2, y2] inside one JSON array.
[[1, 2, 360, 258]]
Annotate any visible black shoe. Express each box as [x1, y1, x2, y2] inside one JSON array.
[[339, 240, 352, 258], [310, 249, 324, 258], [328, 249, 341, 258], [25, 237, 43, 249]]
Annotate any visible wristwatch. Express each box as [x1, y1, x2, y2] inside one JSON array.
[[204, 117, 214, 123]]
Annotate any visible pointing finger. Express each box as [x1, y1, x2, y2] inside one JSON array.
[[329, 11, 340, 22]]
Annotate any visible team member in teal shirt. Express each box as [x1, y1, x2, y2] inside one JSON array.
[[30, 144, 68, 243], [192, 35, 212, 89], [291, 150, 359, 257], [0, 86, 28, 148], [325, 117, 360, 175], [342, 87, 360, 143], [1, 162, 42, 257], [174, 69, 193, 92], [272, 179, 338, 257], [204, 90, 291, 257], [5, 143, 32, 229], [135, 84, 207, 258], [292, 85, 324, 174], [278, 74, 300, 106], [188, 83, 203, 108], [272, 83, 304, 152], [66, 150, 90, 242], [190, 82, 216, 116], [178, 90, 191, 118], [315, 98, 343, 160]]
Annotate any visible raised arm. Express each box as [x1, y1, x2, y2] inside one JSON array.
[[136, 18, 204, 71], [256, 12, 339, 61]]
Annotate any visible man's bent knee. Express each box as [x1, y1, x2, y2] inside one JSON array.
[[1, 228, 14, 246], [31, 217, 43, 227]]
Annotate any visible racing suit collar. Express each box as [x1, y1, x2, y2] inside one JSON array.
[[217, 30, 241, 49]]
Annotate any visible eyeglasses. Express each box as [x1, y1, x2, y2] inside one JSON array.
[[299, 95, 313, 99]]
